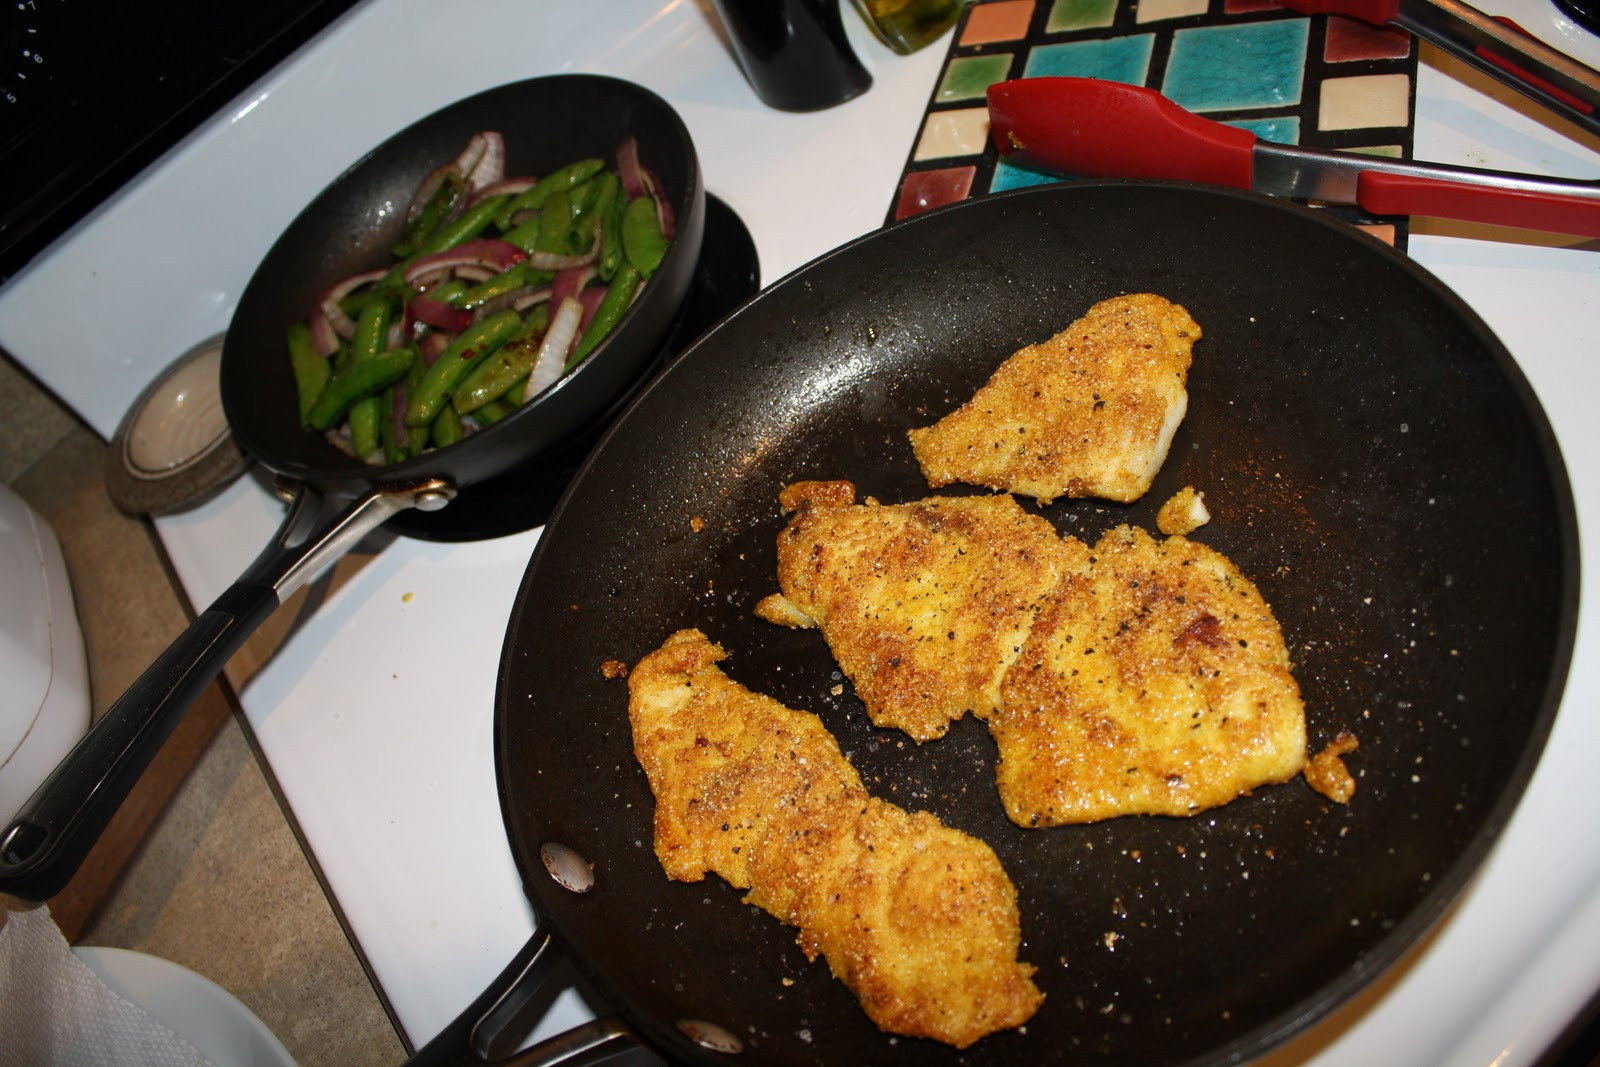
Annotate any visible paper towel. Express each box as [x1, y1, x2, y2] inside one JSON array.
[[0, 905, 214, 1067]]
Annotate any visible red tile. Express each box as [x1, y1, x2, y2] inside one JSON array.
[[1324, 15, 1412, 61], [895, 167, 977, 219], [1223, 0, 1280, 12]]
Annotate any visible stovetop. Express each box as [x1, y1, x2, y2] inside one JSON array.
[[0, 0, 362, 284]]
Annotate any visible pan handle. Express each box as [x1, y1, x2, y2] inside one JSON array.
[[407, 929, 644, 1067], [0, 477, 454, 902]]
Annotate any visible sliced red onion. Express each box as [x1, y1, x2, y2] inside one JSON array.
[[409, 293, 474, 333], [551, 265, 597, 307], [616, 138, 674, 240], [643, 166, 676, 240], [402, 239, 526, 287], [451, 265, 496, 283], [454, 134, 490, 185], [324, 427, 358, 458], [523, 297, 582, 402], [418, 330, 452, 367], [309, 313, 341, 357], [463, 131, 506, 192], [578, 284, 607, 335], [510, 286, 554, 313], [525, 246, 600, 272], [316, 267, 388, 341], [479, 284, 552, 317], [406, 161, 459, 223], [469, 176, 536, 204], [617, 136, 648, 199]]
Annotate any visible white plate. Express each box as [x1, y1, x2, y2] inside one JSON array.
[[73, 947, 296, 1067]]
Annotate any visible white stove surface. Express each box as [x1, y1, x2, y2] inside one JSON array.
[[1, 0, 1596, 1061]]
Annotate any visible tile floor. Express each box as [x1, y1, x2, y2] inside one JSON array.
[[0, 350, 404, 1065]]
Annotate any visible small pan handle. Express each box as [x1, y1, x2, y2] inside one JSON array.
[[0, 478, 453, 901], [406, 928, 643, 1067]]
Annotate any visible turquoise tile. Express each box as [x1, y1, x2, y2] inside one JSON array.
[[991, 156, 1070, 191], [1023, 35, 1156, 85], [1226, 114, 1301, 143], [1162, 19, 1310, 111]]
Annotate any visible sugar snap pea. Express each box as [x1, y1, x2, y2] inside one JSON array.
[[431, 402, 463, 448], [295, 132, 674, 464], [472, 395, 518, 426], [417, 193, 510, 256], [404, 309, 522, 427], [380, 386, 402, 463], [568, 264, 641, 370], [576, 172, 620, 261], [351, 299, 391, 363], [453, 339, 536, 415], [348, 396, 382, 459], [621, 196, 667, 277], [452, 301, 549, 414], [534, 188, 575, 255], [494, 158, 605, 229], [306, 346, 416, 432], [286, 323, 330, 426], [393, 171, 465, 257], [454, 263, 555, 310]]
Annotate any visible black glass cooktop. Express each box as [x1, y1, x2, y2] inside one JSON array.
[[0, 0, 361, 285]]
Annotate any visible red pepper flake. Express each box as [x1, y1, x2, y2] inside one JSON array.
[[460, 347, 478, 361]]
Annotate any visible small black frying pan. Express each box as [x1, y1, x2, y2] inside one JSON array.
[[474, 182, 1577, 1065], [0, 74, 706, 902]]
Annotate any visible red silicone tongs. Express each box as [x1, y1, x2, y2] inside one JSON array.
[[1276, 0, 1600, 139], [987, 76, 1600, 237]]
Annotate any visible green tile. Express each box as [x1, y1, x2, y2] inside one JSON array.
[[1046, 0, 1119, 31], [938, 53, 1017, 102]]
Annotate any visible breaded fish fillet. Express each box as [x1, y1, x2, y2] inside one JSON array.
[[908, 294, 1201, 504], [993, 525, 1306, 826], [754, 479, 1079, 741], [627, 629, 1043, 1049]]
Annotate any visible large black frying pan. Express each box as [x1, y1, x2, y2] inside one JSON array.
[[0, 74, 705, 901], [479, 182, 1577, 1065]]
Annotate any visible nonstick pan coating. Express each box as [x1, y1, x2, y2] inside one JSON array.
[[496, 182, 1577, 1065]]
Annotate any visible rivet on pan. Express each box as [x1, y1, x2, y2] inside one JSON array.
[[539, 841, 595, 893], [676, 1018, 743, 1055], [413, 487, 454, 512]]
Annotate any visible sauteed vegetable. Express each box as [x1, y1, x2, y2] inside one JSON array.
[[287, 131, 675, 464]]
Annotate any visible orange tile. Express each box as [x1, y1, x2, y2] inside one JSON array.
[[961, 0, 1037, 44]]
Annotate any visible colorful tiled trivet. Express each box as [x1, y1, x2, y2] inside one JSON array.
[[889, 0, 1420, 247]]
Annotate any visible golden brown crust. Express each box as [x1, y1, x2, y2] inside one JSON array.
[[907, 294, 1200, 504], [627, 629, 1043, 1048], [992, 525, 1307, 825], [1156, 485, 1210, 536], [758, 480, 1078, 741], [1304, 730, 1360, 804]]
